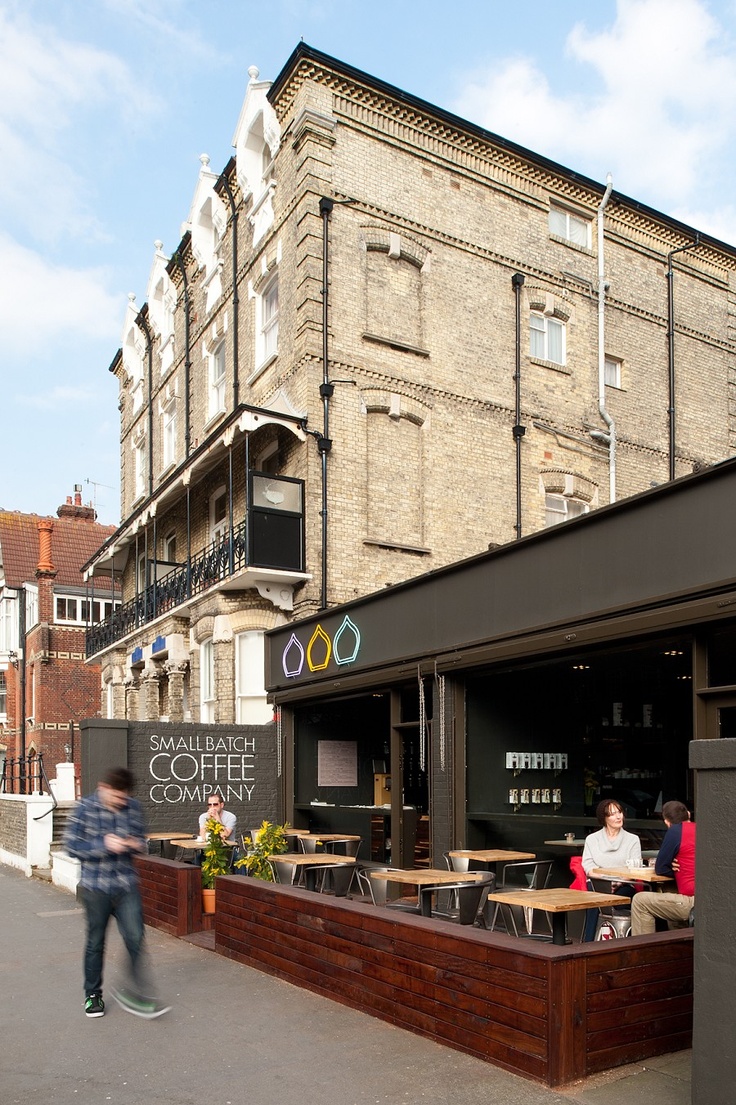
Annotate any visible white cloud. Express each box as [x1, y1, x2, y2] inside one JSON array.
[[0, 231, 123, 356], [453, 0, 736, 218], [0, 5, 161, 245]]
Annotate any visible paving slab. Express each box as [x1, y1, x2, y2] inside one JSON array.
[[0, 866, 691, 1105]]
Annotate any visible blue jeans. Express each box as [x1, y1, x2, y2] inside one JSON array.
[[79, 886, 149, 998]]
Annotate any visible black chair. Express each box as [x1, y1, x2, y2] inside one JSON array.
[[268, 857, 300, 885], [421, 872, 496, 926]]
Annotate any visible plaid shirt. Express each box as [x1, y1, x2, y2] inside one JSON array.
[[64, 790, 146, 894]]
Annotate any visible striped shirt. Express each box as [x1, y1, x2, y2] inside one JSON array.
[[64, 790, 146, 894]]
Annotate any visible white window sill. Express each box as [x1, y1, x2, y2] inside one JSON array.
[[549, 233, 594, 256], [529, 356, 571, 375], [203, 409, 227, 433], [247, 352, 278, 385], [364, 538, 431, 556]]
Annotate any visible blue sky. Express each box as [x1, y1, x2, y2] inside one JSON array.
[[3, 0, 736, 524]]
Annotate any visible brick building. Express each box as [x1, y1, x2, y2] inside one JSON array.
[[0, 492, 118, 777], [84, 43, 736, 728]]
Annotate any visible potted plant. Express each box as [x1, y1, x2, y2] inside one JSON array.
[[234, 820, 289, 881], [201, 815, 231, 912]]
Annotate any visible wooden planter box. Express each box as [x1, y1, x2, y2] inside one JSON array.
[[136, 855, 213, 936], [213, 875, 693, 1088]]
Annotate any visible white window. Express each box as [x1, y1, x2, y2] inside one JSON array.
[[134, 436, 147, 501], [545, 494, 589, 527], [25, 585, 38, 630], [605, 356, 622, 389], [200, 638, 215, 722], [209, 486, 228, 544], [209, 341, 226, 420], [549, 205, 591, 248], [80, 598, 120, 624], [163, 531, 177, 567], [530, 313, 565, 365], [162, 400, 177, 470], [55, 596, 80, 623], [258, 276, 279, 366], [235, 630, 271, 724], [0, 594, 16, 652]]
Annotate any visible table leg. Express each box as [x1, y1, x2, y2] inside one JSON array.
[[551, 913, 568, 946], [420, 889, 433, 918]]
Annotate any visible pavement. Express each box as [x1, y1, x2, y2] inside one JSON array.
[[0, 865, 692, 1105]]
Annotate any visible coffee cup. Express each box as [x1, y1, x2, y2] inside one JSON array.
[[565, 832, 575, 843]]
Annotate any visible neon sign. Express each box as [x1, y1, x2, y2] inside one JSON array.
[[281, 614, 362, 678]]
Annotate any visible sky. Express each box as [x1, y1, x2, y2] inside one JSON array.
[[3, 0, 736, 525]]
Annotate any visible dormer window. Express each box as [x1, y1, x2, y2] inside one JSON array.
[[188, 155, 227, 312], [232, 67, 281, 245]]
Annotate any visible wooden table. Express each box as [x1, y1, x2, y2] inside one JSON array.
[[175, 837, 236, 852], [269, 851, 356, 891], [487, 887, 630, 946], [590, 867, 674, 890], [146, 831, 196, 856], [448, 849, 535, 869], [371, 868, 487, 917]]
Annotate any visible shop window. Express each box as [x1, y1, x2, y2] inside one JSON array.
[[235, 630, 271, 724]]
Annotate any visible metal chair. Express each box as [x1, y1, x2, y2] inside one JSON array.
[[589, 876, 632, 939], [268, 857, 300, 885], [488, 860, 555, 937], [324, 837, 362, 859], [422, 872, 496, 926], [298, 835, 324, 854], [318, 863, 356, 897], [355, 867, 421, 912]]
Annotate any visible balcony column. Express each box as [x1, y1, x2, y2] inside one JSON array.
[[140, 665, 160, 721], [124, 674, 140, 721], [166, 661, 188, 722]]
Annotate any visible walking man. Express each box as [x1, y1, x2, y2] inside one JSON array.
[[64, 766, 169, 1019]]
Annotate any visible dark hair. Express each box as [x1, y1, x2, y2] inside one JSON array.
[[661, 800, 690, 824], [596, 798, 624, 826], [101, 767, 135, 792]]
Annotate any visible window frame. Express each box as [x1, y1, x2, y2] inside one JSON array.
[[545, 493, 589, 528], [162, 398, 177, 471], [258, 275, 279, 367], [549, 204, 591, 249], [234, 630, 272, 724], [209, 341, 227, 420], [200, 638, 215, 723], [530, 312, 566, 366], [604, 355, 623, 389]]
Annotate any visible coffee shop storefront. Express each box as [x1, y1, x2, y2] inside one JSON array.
[[266, 456, 736, 869]]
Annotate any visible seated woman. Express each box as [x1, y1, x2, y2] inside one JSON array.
[[581, 798, 642, 940]]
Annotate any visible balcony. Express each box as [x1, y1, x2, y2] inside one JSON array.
[[86, 503, 307, 659]]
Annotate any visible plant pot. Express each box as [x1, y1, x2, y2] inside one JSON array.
[[202, 888, 216, 914]]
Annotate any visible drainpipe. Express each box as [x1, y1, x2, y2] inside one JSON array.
[[318, 196, 334, 611], [596, 174, 615, 503], [218, 169, 240, 407], [511, 273, 526, 539], [136, 307, 154, 499], [172, 251, 192, 457], [666, 235, 700, 481]]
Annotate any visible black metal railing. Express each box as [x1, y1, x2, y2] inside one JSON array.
[[86, 518, 251, 658], [1, 752, 57, 814]]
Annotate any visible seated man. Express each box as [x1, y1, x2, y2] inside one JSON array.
[[198, 793, 236, 841], [631, 800, 695, 936]]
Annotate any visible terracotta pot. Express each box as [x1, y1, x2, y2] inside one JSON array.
[[202, 887, 216, 914]]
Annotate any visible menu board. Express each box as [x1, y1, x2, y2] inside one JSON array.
[[317, 740, 358, 787]]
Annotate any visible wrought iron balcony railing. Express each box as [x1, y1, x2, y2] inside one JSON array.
[[85, 517, 294, 658]]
